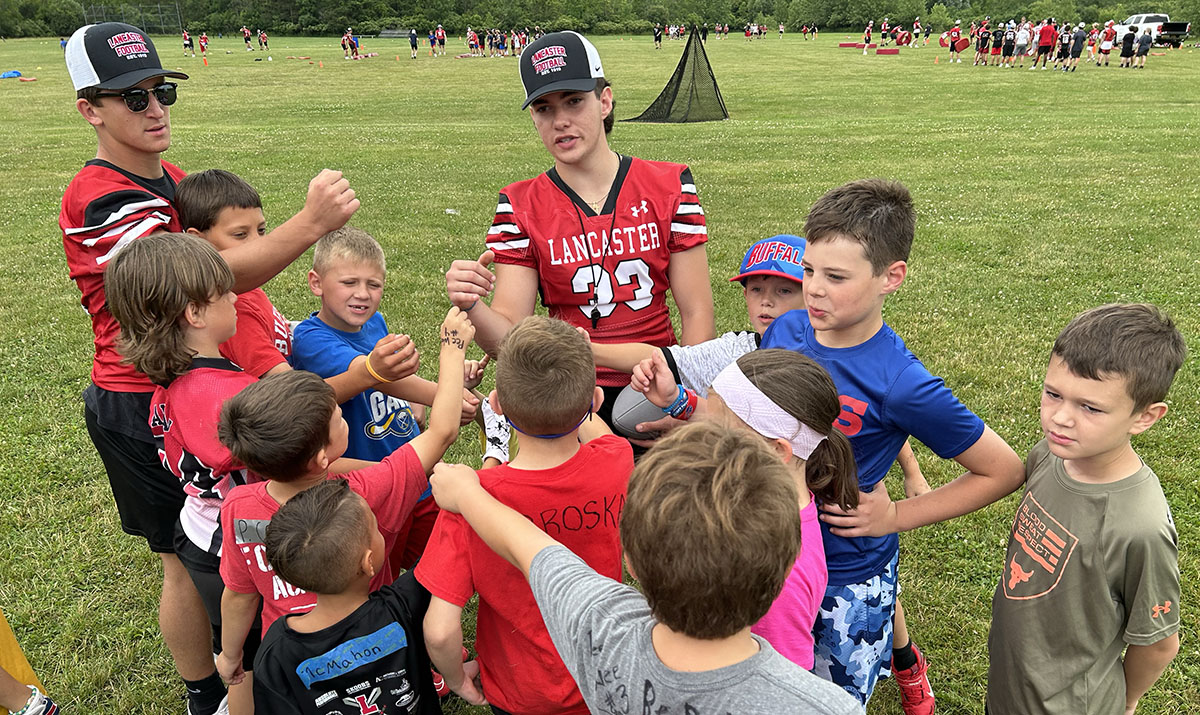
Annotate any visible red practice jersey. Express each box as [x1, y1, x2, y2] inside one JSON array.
[[151, 358, 256, 555], [60, 159, 186, 392], [486, 155, 707, 386], [950, 27, 962, 41]]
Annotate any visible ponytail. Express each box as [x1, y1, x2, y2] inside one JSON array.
[[803, 429, 858, 511]]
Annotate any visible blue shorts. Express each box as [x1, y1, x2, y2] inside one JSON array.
[[812, 552, 899, 705]]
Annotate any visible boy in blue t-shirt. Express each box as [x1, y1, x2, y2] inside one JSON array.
[[762, 179, 1024, 707], [292, 226, 480, 570]]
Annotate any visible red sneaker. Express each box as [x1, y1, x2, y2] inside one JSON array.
[[894, 643, 935, 715]]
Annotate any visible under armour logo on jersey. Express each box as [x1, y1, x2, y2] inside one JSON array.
[[631, 200, 649, 217], [1151, 601, 1173, 618]]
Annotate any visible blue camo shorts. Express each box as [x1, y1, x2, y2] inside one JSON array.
[[812, 552, 899, 705]]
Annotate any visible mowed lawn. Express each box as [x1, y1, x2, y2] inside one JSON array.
[[0, 30, 1197, 714]]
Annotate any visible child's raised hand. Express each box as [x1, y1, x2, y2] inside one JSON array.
[[430, 462, 482, 515], [440, 306, 475, 351], [630, 349, 679, 408], [463, 354, 491, 390], [369, 333, 419, 382], [820, 483, 899, 537], [301, 169, 360, 235]]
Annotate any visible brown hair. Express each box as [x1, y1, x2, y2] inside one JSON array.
[[175, 169, 262, 233], [265, 479, 370, 595], [803, 178, 915, 275], [729, 349, 858, 510], [105, 232, 234, 384], [312, 226, 386, 276], [496, 316, 595, 435], [76, 86, 104, 105], [1052, 303, 1186, 410], [620, 420, 801, 639], [218, 370, 337, 481], [594, 78, 614, 134]]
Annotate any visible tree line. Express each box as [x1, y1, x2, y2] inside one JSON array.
[[1, 0, 1193, 39]]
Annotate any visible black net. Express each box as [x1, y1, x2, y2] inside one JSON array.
[[625, 26, 728, 123]]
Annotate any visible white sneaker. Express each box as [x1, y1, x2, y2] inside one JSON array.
[[187, 695, 229, 715]]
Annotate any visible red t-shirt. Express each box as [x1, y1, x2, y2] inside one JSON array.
[[219, 288, 291, 377], [60, 159, 187, 392], [151, 357, 257, 555], [950, 27, 961, 41], [1102, 27, 1117, 42], [219, 446, 428, 632], [1039, 24, 1059, 45], [414, 435, 634, 715], [486, 156, 707, 386]]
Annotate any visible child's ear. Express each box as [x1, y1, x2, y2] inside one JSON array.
[[307, 269, 323, 297], [768, 437, 794, 464], [183, 300, 206, 329], [623, 554, 638, 582], [881, 260, 908, 295], [185, 227, 205, 238], [360, 547, 377, 579], [310, 446, 331, 474], [1129, 402, 1168, 436], [591, 386, 605, 415], [488, 389, 503, 416]]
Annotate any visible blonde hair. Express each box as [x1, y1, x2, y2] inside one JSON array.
[[312, 226, 386, 275], [105, 232, 234, 384]]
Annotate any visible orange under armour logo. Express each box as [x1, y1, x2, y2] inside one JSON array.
[[1151, 601, 1173, 618]]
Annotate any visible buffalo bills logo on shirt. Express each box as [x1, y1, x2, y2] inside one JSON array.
[[364, 391, 418, 441], [530, 45, 567, 75], [107, 30, 150, 59]]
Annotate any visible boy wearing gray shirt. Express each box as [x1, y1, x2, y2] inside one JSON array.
[[427, 420, 863, 714]]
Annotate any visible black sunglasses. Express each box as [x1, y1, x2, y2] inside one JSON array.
[[95, 82, 178, 112]]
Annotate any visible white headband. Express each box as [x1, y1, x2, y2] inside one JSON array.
[[711, 362, 827, 460]]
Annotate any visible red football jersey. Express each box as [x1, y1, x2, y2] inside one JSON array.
[[220, 446, 428, 632], [60, 159, 187, 392], [415, 435, 633, 715], [219, 287, 292, 378], [150, 358, 256, 554], [950, 27, 961, 41], [486, 155, 707, 386]]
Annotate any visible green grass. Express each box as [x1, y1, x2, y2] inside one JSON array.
[[0, 31, 1198, 713]]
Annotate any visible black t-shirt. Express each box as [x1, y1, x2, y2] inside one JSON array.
[[1122, 32, 1137, 51], [1004, 29, 1016, 44], [1060, 30, 1072, 46], [252, 573, 439, 715], [1072, 29, 1087, 49], [992, 30, 1003, 47], [978, 29, 991, 46], [654, 27, 662, 39]]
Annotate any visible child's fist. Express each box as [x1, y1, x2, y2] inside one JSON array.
[[430, 462, 481, 514], [445, 250, 495, 310], [441, 306, 475, 351], [369, 334, 419, 382], [464, 354, 491, 390], [630, 349, 678, 408]]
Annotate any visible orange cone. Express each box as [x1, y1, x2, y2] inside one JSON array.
[[202, 56, 208, 66], [318, 60, 323, 68]]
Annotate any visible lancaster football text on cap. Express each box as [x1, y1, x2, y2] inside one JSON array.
[[519, 31, 604, 109], [66, 22, 187, 92]]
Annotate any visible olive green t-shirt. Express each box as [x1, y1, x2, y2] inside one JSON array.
[[987, 439, 1179, 715]]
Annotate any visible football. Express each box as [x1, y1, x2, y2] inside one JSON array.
[[611, 385, 665, 440]]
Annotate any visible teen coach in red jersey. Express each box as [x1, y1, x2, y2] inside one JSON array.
[[445, 31, 715, 424]]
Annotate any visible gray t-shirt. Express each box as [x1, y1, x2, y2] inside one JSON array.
[[663, 331, 760, 396], [529, 545, 864, 715]]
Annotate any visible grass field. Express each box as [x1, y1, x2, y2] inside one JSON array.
[[0, 29, 1198, 713]]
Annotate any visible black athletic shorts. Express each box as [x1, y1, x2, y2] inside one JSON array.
[[1137, 46, 1149, 56], [1003, 44, 1014, 56], [438, 37, 445, 46], [175, 523, 262, 669], [84, 385, 185, 553], [1071, 46, 1084, 58], [1037, 44, 1052, 55]]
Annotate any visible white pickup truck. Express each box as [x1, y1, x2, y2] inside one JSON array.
[[1112, 14, 1191, 46]]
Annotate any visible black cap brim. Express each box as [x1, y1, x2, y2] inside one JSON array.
[[521, 77, 600, 109], [98, 67, 188, 90]]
